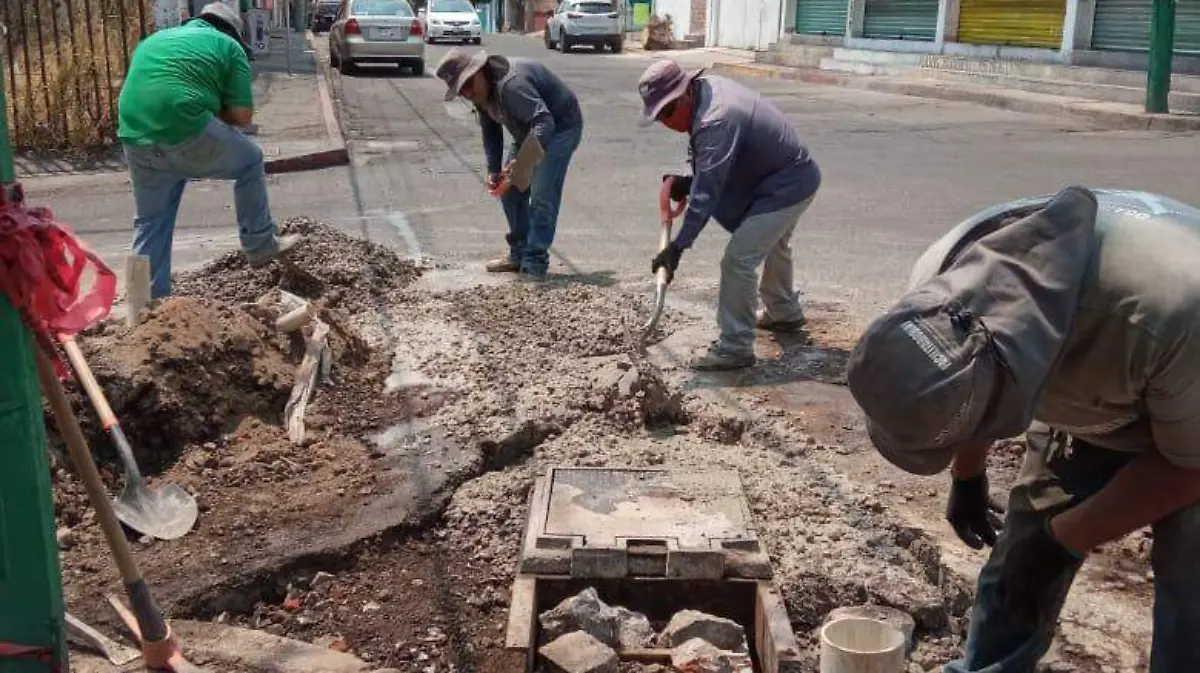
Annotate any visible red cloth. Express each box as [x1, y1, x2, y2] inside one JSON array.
[[0, 197, 116, 374]]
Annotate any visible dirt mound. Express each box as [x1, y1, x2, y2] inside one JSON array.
[[67, 297, 294, 463], [173, 217, 423, 311]]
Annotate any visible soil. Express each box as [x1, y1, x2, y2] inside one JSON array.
[[49, 217, 1152, 673]]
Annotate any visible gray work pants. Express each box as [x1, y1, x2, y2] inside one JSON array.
[[946, 425, 1200, 673], [717, 196, 814, 355]]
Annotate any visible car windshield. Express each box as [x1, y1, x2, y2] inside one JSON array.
[[575, 2, 613, 13], [431, 0, 474, 12], [351, 0, 413, 16]]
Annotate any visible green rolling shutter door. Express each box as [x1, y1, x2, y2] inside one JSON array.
[[795, 0, 848, 35], [1091, 0, 1200, 54], [863, 0, 939, 40], [957, 0, 1066, 48]]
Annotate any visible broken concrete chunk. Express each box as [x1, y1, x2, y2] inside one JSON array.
[[657, 610, 746, 652], [539, 631, 619, 673], [539, 587, 654, 649], [670, 638, 753, 673]]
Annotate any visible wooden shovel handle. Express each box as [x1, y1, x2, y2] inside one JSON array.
[[58, 335, 118, 429]]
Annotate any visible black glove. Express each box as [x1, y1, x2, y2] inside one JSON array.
[[946, 474, 1005, 549], [997, 519, 1082, 624], [663, 174, 692, 203], [651, 242, 684, 284]]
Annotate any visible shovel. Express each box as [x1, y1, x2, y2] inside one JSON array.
[[59, 335, 199, 540], [642, 178, 688, 336]]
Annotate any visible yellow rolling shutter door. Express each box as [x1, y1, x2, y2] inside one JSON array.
[[957, 0, 1066, 48]]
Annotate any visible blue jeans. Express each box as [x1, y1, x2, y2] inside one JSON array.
[[499, 124, 582, 275], [946, 425, 1200, 673], [124, 118, 277, 298]]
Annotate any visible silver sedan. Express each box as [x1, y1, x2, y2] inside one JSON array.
[[329, 0, 426, 76]]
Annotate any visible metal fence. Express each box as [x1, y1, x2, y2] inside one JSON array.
[[2, 0, 151, 155]]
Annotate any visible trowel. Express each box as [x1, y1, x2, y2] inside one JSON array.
[[642, 177, 688, 338]]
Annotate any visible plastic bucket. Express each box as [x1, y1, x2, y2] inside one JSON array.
[[819, 617, 905, 673]]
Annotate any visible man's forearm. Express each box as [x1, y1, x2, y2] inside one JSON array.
[[1052, 449, 1200, 553]]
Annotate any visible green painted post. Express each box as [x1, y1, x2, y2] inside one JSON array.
[[0, 45, 68, 673], [1147, 0, 1176, 113]]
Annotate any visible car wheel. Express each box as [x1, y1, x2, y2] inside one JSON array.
[[338, 55, 354, 75], [559, 32, 570, 52], [544, 28, 555, 49], [474, 37, 482, 45], [329, 44, 340, 67], [610, 38, 623, 53], [411, 60, 425, 77]]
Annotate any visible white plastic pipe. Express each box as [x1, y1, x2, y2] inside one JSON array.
[[819, 617, 905, 673]]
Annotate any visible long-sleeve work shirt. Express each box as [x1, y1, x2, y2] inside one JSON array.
[[676, 74, 820, 249], [478, 57, 582, 176]]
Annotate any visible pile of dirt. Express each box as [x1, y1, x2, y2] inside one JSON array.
[[172, 217, 423, 311]]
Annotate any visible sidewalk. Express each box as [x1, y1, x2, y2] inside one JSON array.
[[716, 43, 1200, 132]]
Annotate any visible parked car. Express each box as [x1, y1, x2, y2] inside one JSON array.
[[422, 0, 482, 44], [311, 0, 342, 32], [329, 0, 426, 76], [544, 0, 622, 53]]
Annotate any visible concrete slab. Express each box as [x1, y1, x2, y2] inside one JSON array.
[[520, 467, 772, 579]]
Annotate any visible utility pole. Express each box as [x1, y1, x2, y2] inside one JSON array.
[[1146, 0, 1176, 113], [0, 48, 68, 672]]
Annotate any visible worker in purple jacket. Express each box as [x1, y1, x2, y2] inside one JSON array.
[[638, 60, 821, 370]]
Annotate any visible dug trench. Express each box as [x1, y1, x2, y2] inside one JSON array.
[[48, 218, 1150, 672]]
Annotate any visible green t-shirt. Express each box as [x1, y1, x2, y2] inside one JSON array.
[[117, 21, 253, 146]]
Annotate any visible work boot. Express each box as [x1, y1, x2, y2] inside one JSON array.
[[518, 270, 547, 283], [756, 308, 806, 332], [690, 342, 755, 371], [246, 234, 301, 268], [485, 257, 520, 273]]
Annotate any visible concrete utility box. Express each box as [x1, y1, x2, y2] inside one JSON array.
[[520, 467, 773, 580], [506, 467, 804, 673]]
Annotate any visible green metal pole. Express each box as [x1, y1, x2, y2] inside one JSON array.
[[1147, 0, 1176, 114], [0, 45, 68, 673]]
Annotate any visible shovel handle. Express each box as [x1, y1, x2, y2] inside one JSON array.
[[34, 345, 141, 585], [59, 335, 145, 484], [656, 178, 684, 286]]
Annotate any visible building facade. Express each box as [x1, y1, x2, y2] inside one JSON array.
[[691, 0, 1200, 66]]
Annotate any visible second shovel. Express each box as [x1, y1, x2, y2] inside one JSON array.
[[59, 335, 199, 540]]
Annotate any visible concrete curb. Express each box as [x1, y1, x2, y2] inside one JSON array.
[[713, 61, 1200, 132], [307, 30, 347, 150]]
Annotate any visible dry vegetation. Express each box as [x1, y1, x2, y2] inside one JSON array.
[[2, 0, 150, 155]]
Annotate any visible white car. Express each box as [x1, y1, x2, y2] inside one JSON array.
[[545, 0, 622, 53], [423, 0, 482, 44]]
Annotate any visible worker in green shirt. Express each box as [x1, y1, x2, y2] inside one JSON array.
[[117, 2, 298, 298]]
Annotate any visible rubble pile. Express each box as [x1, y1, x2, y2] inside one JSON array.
[[173, 216, 423, 310], [536, 590, 752, 673]]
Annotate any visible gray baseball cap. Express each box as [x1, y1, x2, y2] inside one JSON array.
[[436, 48, 488, 101], [637, 59, 701, 124], [846, 186, 1099, 475]]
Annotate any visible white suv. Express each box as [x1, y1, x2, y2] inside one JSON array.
[[423, 0, 482, 44], [544, 1, 622, 53]]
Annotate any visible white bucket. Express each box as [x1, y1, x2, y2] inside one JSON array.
[[819, 617, 905, 673]]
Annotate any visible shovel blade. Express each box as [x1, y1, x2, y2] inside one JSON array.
[[113, 483, 199, 541]]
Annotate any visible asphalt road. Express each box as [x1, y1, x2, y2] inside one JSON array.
[[333, 34, 1200, 326], [34, 33, 1200, 328]]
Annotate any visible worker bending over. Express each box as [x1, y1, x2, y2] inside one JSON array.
[[638, 59, 821, 370], [848, 186, 1200, 673], [436, 47, 583, 281]]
